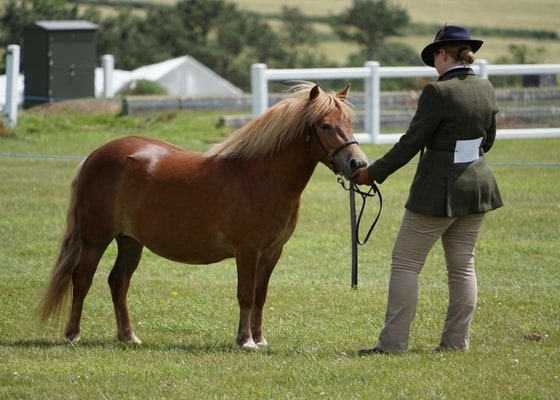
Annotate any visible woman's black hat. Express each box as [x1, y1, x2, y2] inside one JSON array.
[[421, 24, 483, 67]]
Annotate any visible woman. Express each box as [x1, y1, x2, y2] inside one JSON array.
[[354, 24, 503, 354]]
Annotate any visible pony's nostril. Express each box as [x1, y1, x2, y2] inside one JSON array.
[[349, 158, 366, 172]]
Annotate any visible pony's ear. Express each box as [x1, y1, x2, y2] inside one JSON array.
[[337, 84, 350, 99], [309, 85, 321, 101]]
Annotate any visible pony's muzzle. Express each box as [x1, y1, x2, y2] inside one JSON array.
[[337, 148, 368, 179], [349, 157, 367, 172]]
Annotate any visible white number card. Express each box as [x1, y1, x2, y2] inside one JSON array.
[[454, 137, 483, 163]]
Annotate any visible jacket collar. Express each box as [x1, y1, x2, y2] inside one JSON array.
[[438, 67, 474, 81]]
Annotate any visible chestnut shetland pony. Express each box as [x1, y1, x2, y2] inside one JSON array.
[[38, 82, 368, 350]]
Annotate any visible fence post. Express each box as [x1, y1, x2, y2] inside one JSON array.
[[364, 61, 379, 144], [477, 59, 489, 79], [3, 44, 20, 128], [251, 63, 268, 117], [101, 54, 114, 98]]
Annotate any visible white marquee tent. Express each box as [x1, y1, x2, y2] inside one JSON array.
[[1, 55, 243, 106], [126, 55, 243, 98]]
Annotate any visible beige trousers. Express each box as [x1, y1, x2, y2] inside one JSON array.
[[375, 209, 485, 353]]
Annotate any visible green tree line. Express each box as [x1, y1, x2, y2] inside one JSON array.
[[0, 0, 413, 90], [1, 0, 554, 91]]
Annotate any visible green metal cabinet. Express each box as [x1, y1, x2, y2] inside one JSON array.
[[23, 20, 98, 108]]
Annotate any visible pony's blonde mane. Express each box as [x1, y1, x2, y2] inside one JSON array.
[[207, 82, 353, 159]]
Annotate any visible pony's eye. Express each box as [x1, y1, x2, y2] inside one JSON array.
[[320, 123, 331, 131]]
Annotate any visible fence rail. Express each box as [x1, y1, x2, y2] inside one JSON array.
[[251, 61, 560, 144]]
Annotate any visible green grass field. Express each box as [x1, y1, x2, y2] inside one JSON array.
[[0, 105, 559, 398]]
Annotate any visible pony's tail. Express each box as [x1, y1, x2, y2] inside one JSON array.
[[38, 163, 83, 323]]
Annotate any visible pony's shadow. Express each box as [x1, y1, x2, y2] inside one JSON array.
[[0, 338, 377, 357], [0, 338, 260, 355], [2, 338, 428, 357]]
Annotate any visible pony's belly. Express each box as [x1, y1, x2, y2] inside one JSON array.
[[146, 244, 234, 265], [137, 233, 235, 265]]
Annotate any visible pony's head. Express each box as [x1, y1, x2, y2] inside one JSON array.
[[302, 83, 368, 178], [208, 81, 367, 179]]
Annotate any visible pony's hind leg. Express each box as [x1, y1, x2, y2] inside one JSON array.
[[64, 242, 109, 342], [108, 235, 143, 344]]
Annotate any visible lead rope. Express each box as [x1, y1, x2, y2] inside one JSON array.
[[337, 177, 383, 245]]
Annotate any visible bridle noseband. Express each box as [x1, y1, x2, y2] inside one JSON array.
[[306, 124, 358, 174]]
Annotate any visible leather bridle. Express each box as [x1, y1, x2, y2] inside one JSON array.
[[305, 124, 358, 174]]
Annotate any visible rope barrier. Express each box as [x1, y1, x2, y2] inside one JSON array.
[[0, 153, 84, 160], [1, 153, 558, 167], [1, 151, 557, 289]]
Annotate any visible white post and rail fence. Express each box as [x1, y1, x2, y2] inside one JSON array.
[[251, 61, 560, 144], [3, 44, 20, 128], [4, 44, 560, 142]]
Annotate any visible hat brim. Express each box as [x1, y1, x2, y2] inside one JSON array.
[[421, 39, 483, 67]]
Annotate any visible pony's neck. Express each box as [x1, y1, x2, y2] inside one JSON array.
[[246, 135, 317, 196]]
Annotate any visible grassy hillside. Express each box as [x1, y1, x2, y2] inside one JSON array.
[[232, 0, 560, 33], [232, 0, 560, 64]]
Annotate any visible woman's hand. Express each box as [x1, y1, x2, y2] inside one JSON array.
[[352, 166, 373, 185]]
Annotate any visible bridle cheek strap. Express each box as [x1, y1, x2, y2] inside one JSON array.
[[329, 140, 359, 160], [306, 125, 359, 174]]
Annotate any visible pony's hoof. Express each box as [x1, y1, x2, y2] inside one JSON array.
[[118, 333, 142, 344], [241, 341, 259, 351], [65, 335, 80, 344], [65, 330, 81, 343], [237, 338, 259, 350], [127, 336, 142, 345], [254, 337, 268, 347]]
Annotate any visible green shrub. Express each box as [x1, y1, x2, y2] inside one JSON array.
[[117, 79, 168, 96]]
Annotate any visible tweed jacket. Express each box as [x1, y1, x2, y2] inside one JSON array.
[[368, 67, 503, 217]]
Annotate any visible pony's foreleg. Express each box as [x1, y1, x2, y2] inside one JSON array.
[[108, 235, 143, 344], [251, 250, 283, 347], [234, 251, 261, 350], [64, 243, 107, 342]]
